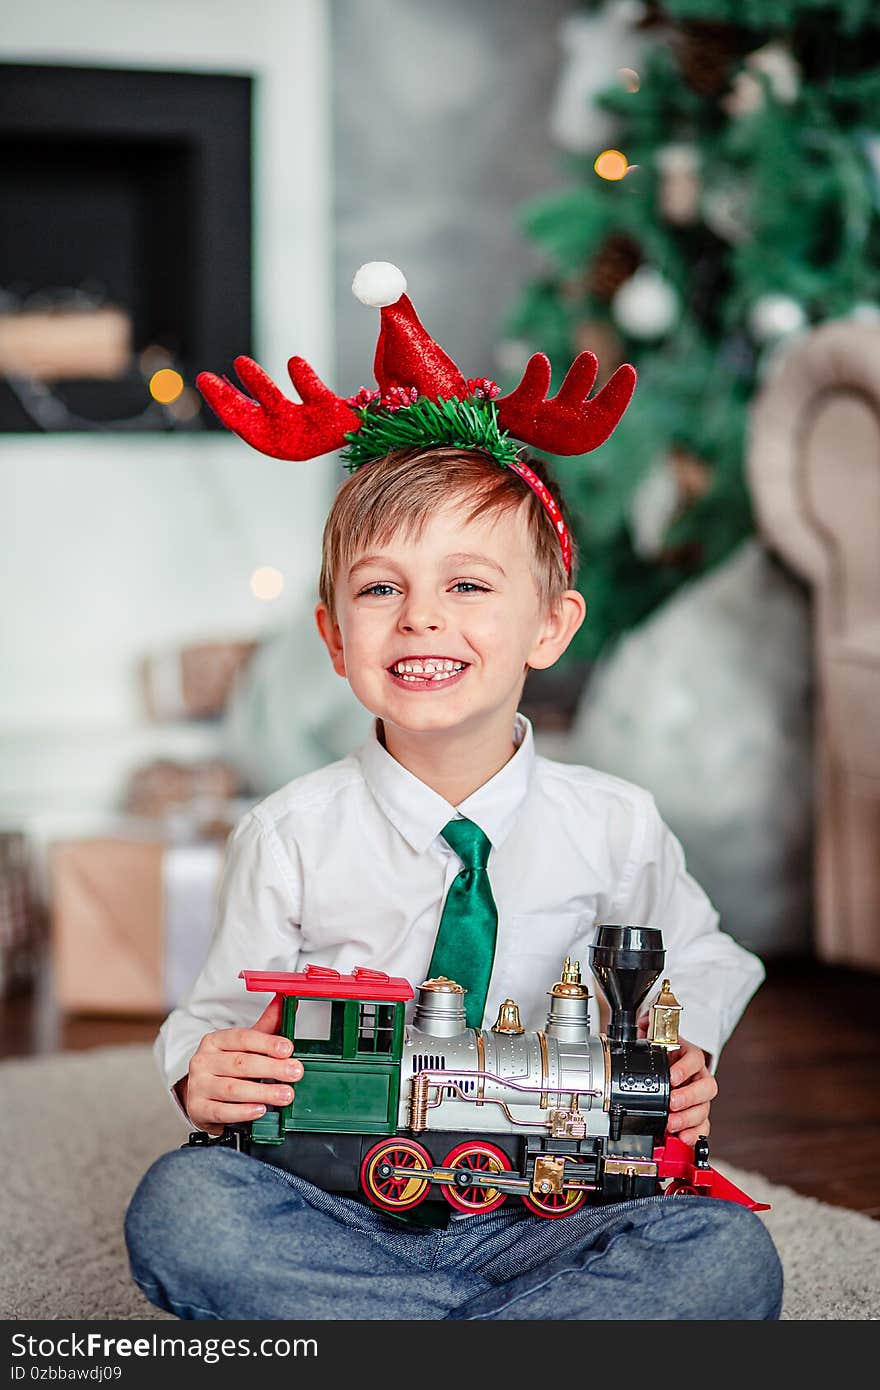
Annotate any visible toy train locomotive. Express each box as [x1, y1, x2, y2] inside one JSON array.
[[189, 925, 767, 1217]]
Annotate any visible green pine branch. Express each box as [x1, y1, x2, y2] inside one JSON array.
[[341, 396, 521, 471]]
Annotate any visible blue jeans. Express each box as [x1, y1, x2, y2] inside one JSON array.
[[125, 1147, 783, 1320]]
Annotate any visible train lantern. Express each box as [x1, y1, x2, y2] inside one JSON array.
[[190, 926, 768, 1217]]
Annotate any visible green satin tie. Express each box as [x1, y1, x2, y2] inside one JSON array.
[[427, 817, 498, 1029]]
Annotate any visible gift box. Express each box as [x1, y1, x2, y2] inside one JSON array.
[[50, 833, 225, 1015], [123, 757, 242, 831], [140, 640, 258, 721], [0, 831, 45, 998]]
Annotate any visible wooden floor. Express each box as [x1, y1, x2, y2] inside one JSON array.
[[709, 956, 880, 1219], [2, 952, 879, 1218]]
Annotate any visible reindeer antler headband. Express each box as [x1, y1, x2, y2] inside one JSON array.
[[196, 262, 637, 578]]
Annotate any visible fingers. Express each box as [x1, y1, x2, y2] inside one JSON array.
[[668, 1103, 710, 1134], [215, 1019, 290, 1059], [197, 1072, 297, 1112], [252, 993, 285, 1035], [229, 1028, 293, 1060], [668, 1095, 713, 1131], [187, 1050, 302, 1131], [206, 1050, 303, 1085], [186, 1007, 303, 1132], [193, 1030, 301, 1084], [669, 1039, 707, 1087], [670, 1070, 717, 1106], [190, 1094, 281, 1131], [667, 1033, 716, 1145], [676, 1119, 712, 1147]]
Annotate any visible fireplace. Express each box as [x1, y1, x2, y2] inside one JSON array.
[[0, 63, 252, 433]]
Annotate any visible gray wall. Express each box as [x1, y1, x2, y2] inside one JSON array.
[[332, 0, 575, 397]]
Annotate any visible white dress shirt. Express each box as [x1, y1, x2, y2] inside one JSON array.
[[156, 714, 764, 1110]]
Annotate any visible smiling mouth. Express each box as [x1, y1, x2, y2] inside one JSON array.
[[388, 658, 469, 684]]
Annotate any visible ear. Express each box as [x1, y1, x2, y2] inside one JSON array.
[[526, 589, 587, 671], [314, 601, 347, 677]]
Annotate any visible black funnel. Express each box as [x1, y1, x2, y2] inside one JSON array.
[[589, 926, 665, 1043]]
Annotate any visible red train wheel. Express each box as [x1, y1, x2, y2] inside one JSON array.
[[360, 1139, 432, 1212], [522, 1185, 587, 1218], [441, 1141, 511, 1213], [666, 1180, 699, 1197]]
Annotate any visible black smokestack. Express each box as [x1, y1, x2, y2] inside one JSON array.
[[589, 926, 665, 1043]]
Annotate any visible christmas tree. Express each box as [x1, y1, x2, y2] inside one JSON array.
[[505, 0, 880, 662]]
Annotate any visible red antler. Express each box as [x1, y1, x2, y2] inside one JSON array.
[[496, 352, 637, 456], [196, 356, 360, 461]]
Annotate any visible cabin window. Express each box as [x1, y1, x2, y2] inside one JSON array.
[[357, 1003, 396, 1055], [292, 999, 345, 1056]]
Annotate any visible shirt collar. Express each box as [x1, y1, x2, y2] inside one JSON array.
[[356, 713, 535, 855]]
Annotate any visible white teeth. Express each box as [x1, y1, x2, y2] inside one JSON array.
[[391, 658, 466, 677], [400, 670, 459, 682], [391, 658, 467, 682]]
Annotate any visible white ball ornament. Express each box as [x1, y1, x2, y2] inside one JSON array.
[[611, 266, 679, 339], [748, 293, 807, 343], [351, 262, 407, 308]]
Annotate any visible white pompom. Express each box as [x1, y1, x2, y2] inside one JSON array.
[[351, 262, 407, 308]]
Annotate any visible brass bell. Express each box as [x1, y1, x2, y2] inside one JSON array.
[[649, 979, 682, 1048], [492, 998, 524, 1034]]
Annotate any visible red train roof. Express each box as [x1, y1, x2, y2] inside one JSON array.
[[239, 964, 414, 1002]]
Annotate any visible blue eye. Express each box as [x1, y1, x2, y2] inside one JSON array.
[[357, 580, 489, 597]]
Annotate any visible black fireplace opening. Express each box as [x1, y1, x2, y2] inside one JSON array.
[[0, 64, 253, 433]]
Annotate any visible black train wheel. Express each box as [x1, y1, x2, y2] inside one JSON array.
[[360, 1139, 432, 1212]]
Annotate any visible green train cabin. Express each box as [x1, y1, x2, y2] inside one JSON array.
[[240, 965, 413, 1144]]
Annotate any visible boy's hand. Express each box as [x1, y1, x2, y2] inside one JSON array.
[[180, 993, 304, 1137], [637, 1018, 718, 1147], [666, 1036, 717, 1146]]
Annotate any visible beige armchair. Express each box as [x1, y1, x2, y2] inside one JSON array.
[[747, 319, 880, 971]]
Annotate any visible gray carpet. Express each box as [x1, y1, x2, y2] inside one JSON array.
[[1, 1044, 877, 1321]]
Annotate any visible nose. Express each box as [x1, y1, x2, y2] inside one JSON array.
[[397, 590, 445, 634]]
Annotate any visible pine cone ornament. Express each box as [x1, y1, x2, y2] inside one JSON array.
[[587, 232, 643, 302], [573, 319, 625, 386], [676, 21, 740, 97]]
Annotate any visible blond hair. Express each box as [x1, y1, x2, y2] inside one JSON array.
[[318, 446, 577, 623]]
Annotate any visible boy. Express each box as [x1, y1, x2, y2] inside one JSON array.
[[125, 267, 782, 1320]]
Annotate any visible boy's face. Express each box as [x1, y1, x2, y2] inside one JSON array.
[[315, 499, 584, 745]]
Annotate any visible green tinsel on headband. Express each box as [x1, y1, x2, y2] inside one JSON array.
[[341, 395, 521, 472]]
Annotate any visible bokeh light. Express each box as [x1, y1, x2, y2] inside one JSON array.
[[618, 67, 641, 93], [149, 368, 185, 404], [167, 387, 202, 421], [250, 566, 285, 601], [594, 149, 630, 181], [140, 344, 172, 375]]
